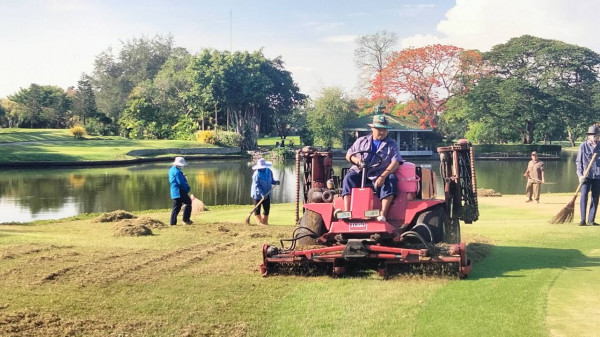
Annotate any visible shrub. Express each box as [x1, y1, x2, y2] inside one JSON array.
[[70, 125, 87, 139], [196, 130, 217, 144], [216, 131, 242, 147], [268, 146, 295, 161]]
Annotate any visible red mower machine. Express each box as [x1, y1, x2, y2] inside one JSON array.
[[260, 140, 479, 278]]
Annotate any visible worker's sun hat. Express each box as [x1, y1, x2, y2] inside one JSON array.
[[587, 125, 599, 135], [172, 156, 187, 167], [252, 158, 272, 170], [367, 114, 392, 129]]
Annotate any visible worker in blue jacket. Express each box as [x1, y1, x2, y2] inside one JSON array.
[[169, 156, 193, 226], [251, 158, 280, 225]]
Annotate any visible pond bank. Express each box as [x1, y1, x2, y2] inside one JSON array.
[[0, 153, 245, 168]]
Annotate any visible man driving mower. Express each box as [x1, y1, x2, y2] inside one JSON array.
[[342, 114, 402, 221]]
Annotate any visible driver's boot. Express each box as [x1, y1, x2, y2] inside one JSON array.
[[262, 215, 269, 226]]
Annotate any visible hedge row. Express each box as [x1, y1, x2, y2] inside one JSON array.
[[472, 144, 561, 155]]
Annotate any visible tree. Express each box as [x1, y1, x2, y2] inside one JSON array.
[[152, 47, 196, 138], [72, 75, 98, 125], [467, 35, 600, 144], [120, 81, 170, 139], [354, 31, 397, 96], [91, 35, 175, 134], [376, 44, 483, 128], [0, 101, 5, 127], [8, 84, 71, 128], [261, 57, 307, 141], [187, 49, 305, 150], [307, 87, 356, 149], [0, 99, 20, 128]]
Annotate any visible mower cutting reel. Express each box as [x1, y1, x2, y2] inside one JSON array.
[[261, 142, 478, 279]]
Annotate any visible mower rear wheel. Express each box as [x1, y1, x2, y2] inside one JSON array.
[[415, 207, 445, 243], [296, 210, 326, 247]]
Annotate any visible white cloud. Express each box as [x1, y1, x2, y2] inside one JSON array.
[[320, 35, 358, 43], [401, 0, 600, 53], [305, 21, 345, 33]]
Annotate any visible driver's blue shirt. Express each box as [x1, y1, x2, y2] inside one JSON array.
[[347, 134, 401, 180]]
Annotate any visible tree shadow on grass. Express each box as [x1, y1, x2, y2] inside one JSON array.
[[468, 244, 600, 279]]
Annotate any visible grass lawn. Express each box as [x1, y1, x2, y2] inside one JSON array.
[[1, 194, 599, 336], [0, 128, 222, 162]]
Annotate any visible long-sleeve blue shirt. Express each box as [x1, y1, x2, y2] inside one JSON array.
[[576, 140, 600, 179], [251, 168, 277, 200], [346, 134, 402, 180], [169, 165, 190, 199]]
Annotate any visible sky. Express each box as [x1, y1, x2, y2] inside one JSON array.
[[1, 0, 600, 99]]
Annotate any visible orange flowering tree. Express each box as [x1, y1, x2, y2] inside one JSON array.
[[372, 44, 483, 128]]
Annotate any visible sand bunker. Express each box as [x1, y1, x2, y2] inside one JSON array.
[[94, 210, 137, 223]]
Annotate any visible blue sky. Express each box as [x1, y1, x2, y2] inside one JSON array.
[[1, 0, 599, 99]]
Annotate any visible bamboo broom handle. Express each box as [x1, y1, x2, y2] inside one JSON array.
[[574, 153, 598, 197]]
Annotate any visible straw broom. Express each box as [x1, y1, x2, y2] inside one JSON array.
[[190, 194, 205, 216], [550, 153, 597, 224]]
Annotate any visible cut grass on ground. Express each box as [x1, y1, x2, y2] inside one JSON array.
[[1, 194, 600, 336]]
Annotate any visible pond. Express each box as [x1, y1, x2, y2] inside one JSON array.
[[0, 153, 579, 223]]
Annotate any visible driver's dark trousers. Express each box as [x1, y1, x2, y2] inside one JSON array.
[[341, 170, 398, 200]]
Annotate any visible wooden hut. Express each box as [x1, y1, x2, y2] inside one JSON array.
[[342, 114, 435, 157]]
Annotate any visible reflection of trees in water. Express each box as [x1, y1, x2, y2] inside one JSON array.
[[189, 162, 250, 206], [0, 160, 317, 219], [0, 175, 74, 214], [69, 174, 86, 189]]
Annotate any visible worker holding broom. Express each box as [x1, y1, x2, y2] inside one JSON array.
[[251, 158, 280, 225], [169, 156, 193, 226], [576, 125, 600, 226]]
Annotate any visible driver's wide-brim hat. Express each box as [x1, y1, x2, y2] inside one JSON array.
[[367, 114, 392, 129], [587, 125, 599, 135]]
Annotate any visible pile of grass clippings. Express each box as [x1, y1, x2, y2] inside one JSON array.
[[112, 219, 153, 237], [465, 234, 494, 264], [134, 216, 168, 229], [93, 210, 137, 223], [478, 188, 502, 197]]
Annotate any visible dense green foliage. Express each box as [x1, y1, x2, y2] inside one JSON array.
[[472, 144, 561, 155], [463, 35, 600, 145], [3, 34, 600, 147], [307, 87, 357, 149]]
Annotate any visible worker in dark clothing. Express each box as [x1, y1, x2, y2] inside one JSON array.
[[576, 125, 600, 226]]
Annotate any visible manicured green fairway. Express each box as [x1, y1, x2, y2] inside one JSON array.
[[0, 128, 221, 162], [1, 194, 599, 336]]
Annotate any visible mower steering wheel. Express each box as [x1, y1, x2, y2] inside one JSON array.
[[349, 150, 383, 170]]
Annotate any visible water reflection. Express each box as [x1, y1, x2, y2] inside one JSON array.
[[0, 153, 580, 223]]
